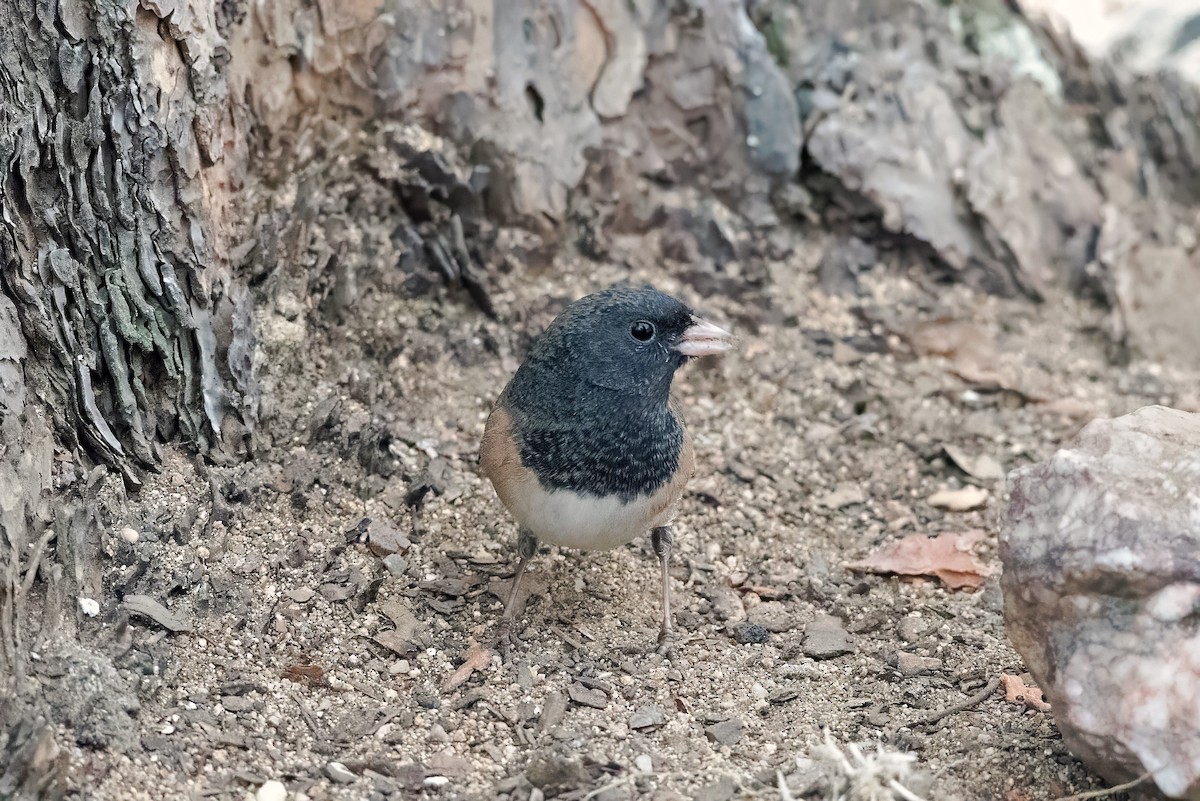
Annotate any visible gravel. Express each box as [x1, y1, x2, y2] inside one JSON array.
[[75, 235, 1200, 799]]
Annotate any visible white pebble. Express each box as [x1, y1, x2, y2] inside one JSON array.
[[635, 754, 653, 773], [78, 597, 100, 617], [196, 546, 211, 560], [423, 776, 449, 788], [256, 780, 287, 801], [120, 527, 139, 543]]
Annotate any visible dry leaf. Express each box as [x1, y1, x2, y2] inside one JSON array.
[[442, 639, 493, 691], [942, 444, 1005, 482], [909, 319, 1051, 401], [1001, 673, 1051, 712], [847, 530, 991, 590], [282, 664, 325, 684], [928, 485, 989, 511]]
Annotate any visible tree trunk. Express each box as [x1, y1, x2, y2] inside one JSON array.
[[2, 0, 1200, 795]]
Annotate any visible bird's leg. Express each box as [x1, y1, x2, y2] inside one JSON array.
[[502, 528, 538, 622], [651, 525, 674, 656], [495, 528, 538, 659]]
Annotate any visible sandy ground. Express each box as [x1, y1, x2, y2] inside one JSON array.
[[67, 229, 1200, 801]]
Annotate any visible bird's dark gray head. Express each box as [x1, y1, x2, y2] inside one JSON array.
[[520, 285, 733, 402], [501, 284, 733, 500]]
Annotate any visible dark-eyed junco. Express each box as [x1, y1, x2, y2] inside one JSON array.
[[480, 284, 733, 652]]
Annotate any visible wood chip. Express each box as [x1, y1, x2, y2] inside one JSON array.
[[123, 594, 192, 633], [442, 639, 493, 691], [1001, 673, 1051, 712]]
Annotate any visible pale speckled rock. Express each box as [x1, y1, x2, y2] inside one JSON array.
[[1001, 405, 1200, 799]]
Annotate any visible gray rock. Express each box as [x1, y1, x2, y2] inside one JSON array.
[[895, 651, 942, 677], [628, 705, 666, 731], [802, 615, 853, 660], [701, 585, 746, 622], [747, 601, 795, 632], [1002, 406, 1200, 798], [733, 623, 770, 645], [525, 752, 586, 790], [382, 554, 408, 576], [694, 775, 736, 801], [538, 691, 567, 732], [567, 682, 608, 710], [324, 761, 356, 784], [367, 520, 410, 557], [220, 695, 256, 713], [897, 616, 930, 643], [705, 718, 744, 747]]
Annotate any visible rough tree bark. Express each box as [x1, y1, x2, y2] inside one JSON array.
[[2, 0, 1199, 796]]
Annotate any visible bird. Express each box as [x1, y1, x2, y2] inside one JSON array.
[[479, 284, 733, 652]]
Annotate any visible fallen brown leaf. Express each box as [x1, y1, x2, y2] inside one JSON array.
[[908, 318, 1051, 402], [1001, 673, 1051, 712], [282, 664, 325, 685], [442, 639, 493, 691], [847, 530, 992, 590]]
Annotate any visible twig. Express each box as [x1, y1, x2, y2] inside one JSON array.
[[889, 779, 930, 801], [777, 769, 796, 801], [1053, 772, 1153, 801], [909, 676, 1001, 727], [20, 528, 56, 594], [582, 776, 635, 800], [291, 690, 320, 734]]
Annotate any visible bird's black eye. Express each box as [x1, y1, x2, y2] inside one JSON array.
[[630, 321, 655, 342]]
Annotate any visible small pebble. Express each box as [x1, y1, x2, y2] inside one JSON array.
[[516, 662, 534, 689], [734, 623, 770, 644], [628, 705, 666, 730], [897, 616, 928, 642], [747, 601, 795, 632], [196, 546, 211, 560], [256, 780, 287, 801], [568, 682, 609, 710], [705, 718, 745, 746], [120, 527, 139, 544], [78, 597, 100, 617], [896, 651, 943, 676], [802, 615, 853, 659], [635, 754, 653, 773], [324, 761, 356, 784]]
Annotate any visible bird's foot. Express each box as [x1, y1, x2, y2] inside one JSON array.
[[654, 629, 675, 658], [493, 618, 525, 661]]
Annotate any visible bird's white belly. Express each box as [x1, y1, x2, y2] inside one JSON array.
[[510, 482, 671, 551]]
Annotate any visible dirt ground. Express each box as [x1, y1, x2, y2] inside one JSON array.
[[65, 226, 1199, 801]]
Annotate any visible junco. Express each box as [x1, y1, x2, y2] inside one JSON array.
[[480, 284, 733, 651]]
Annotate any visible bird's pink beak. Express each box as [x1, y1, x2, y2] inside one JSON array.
[[676, 316, 735, 357]]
